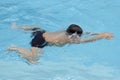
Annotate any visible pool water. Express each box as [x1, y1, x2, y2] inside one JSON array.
[[0, 0, 120, 80]]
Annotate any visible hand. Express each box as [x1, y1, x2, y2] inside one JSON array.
[[101, 32, 114, 40]]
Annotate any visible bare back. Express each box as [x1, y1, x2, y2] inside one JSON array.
[[43, 30, 69, 46]]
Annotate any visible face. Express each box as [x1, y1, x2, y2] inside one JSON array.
[[67, 29, 82, 36], [67, 32, 80, 39], [66, 24, 83, 36]]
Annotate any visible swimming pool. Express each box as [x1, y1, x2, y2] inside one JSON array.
[[0, 0, 120, 80]]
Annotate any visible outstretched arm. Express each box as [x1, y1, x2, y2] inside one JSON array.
[[79, 32, 114, 43], [83, 32, 101, 35]]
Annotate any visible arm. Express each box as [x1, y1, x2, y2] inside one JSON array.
[[83, 32, 101, 35], [79, 32, 113, 43]]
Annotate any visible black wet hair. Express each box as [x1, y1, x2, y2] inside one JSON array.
[[66, 24, 83, 36]]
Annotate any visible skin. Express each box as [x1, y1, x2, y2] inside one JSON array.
[[43, 31, 113, 44], [7, 24, 114, 64]]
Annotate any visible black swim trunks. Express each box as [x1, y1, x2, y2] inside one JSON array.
[[30, 30, 48, 48]]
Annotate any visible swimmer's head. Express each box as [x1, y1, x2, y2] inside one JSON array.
[[66, 24, 83, 36]]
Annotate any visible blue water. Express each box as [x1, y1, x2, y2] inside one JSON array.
[[0, 0, 120, 80]]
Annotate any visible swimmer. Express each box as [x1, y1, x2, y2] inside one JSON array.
[[7, 23, 114, 64]]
